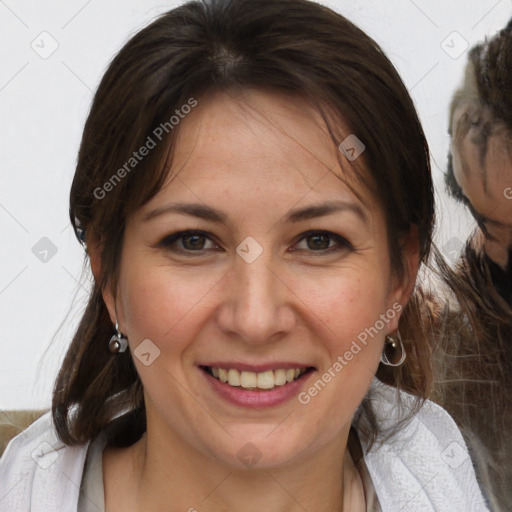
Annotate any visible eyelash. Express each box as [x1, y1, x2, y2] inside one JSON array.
[[155, 229, 353, 256]]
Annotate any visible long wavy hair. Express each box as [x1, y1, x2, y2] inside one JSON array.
[[53, 0, 436, 449]]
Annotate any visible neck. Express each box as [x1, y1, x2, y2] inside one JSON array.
[[104, 423, 361, 511]]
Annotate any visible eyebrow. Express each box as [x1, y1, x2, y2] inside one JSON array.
[[143, 199, 368, 225]]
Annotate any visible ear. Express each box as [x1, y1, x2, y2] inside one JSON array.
[[87, 232, 117, 326], [386, 225, 420, 332]]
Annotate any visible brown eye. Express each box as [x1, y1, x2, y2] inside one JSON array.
[[182, 233, 207, 250], [293, 230, 353, 254], [306, 233, 331, 250], [157, 230, 219, 254]]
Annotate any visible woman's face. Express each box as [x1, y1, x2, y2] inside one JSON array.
[[103, 90, 414, 469]]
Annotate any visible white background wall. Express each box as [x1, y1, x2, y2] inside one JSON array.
[[1, 0, 511, 410]]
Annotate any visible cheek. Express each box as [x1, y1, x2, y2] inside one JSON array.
[[300, 268, 391, 357], [118, 262, 214, 350], [293, 274, 390, 440], [117, 263, 218, 414]]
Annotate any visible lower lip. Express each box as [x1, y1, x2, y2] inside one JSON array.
[[201, 368, 314, 409]]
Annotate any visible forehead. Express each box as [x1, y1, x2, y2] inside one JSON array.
[[156, 89, 374, 209]]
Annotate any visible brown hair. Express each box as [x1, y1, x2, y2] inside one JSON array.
[[54, 0, 435, 448]]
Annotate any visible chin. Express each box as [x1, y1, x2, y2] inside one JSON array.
[[205, 425, 317, 470]]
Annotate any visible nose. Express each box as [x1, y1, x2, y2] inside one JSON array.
[[215, 248, 296, 345]]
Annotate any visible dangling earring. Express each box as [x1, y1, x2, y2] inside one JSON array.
[[109, 321, 128, 354], [381, 331, 406, 366]]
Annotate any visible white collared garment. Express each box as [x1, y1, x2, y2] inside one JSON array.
[[0, 379, 491, 512]]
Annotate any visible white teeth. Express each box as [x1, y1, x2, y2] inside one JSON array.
[[257, 371, 275, 389], [209, 366, 308, 390], [240, 371, 257, 389], [274, 369, 287, 386], [219, 368, 228, 383], [228, 369, 240, 386]]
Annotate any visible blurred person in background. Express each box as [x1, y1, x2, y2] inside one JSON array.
[[432, 18, 512, 512]]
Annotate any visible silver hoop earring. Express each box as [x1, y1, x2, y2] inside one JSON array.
[[381, 331, 406, 367], [109, 321, 128, 354]]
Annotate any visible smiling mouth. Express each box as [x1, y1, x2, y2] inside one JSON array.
[[201, 366, 314, 391]]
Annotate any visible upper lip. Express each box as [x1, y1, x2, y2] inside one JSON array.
[[198, 362, 315, 373]]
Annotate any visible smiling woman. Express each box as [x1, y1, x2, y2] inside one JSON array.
[[0, 0, 490, 511]]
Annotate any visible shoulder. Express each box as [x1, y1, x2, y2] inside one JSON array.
[[360, 379, 490, 512], [0, 411, 89, 512]]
